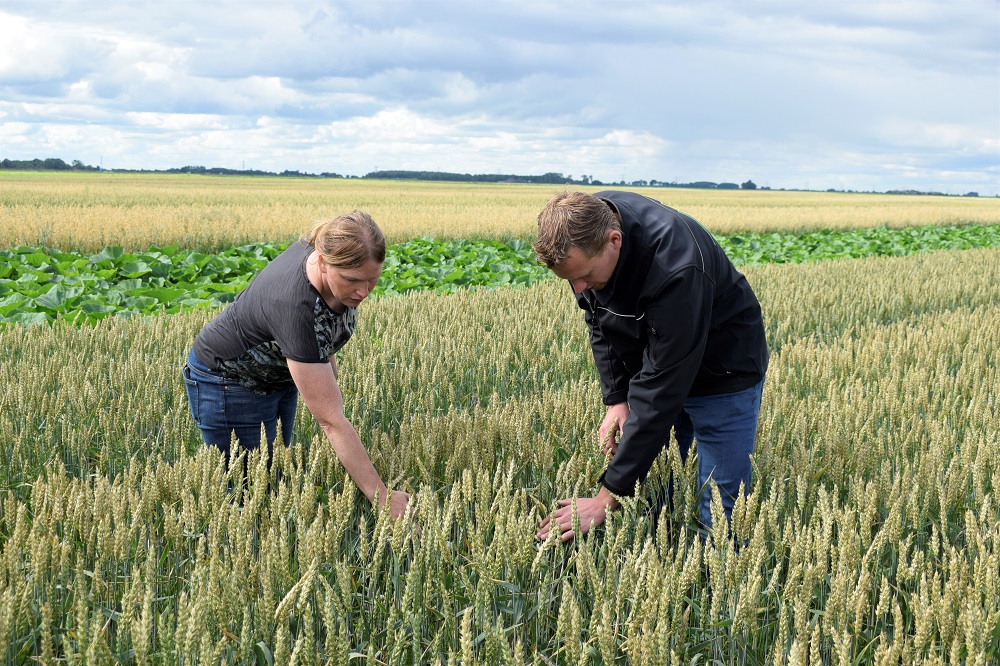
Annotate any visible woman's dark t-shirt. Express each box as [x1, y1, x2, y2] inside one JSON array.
[[191, 240, 356, 394]]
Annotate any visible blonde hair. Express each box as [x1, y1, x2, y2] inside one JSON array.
[[533, 191, 621, 268], [303, 210, 386, 269]]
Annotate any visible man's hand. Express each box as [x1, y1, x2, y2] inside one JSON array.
[[599, 402, 630, 456], [537, 488, 619, 542]]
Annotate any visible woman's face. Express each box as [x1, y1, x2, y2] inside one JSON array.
[[321, 258, 383, 308]]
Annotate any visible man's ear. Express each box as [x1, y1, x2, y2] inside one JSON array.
[[607, 229, 623, 251]]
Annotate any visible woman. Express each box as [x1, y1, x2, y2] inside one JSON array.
[[183, 210, 409, 518]]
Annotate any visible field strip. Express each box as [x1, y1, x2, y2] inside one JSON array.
[[4, 173, 1000, 248], [2, 226, 999, 325]]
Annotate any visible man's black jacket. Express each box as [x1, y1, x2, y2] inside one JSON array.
[[577, 191, 769, 497]]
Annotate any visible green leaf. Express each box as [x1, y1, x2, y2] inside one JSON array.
[[254, 642, 274, 666], [2, 310, 51, 325], [136, 287, 188, 303], [79, 302, 119, 315], [35, 284, 85, 310], [120, 261, 152, 279], [0, 294, 28, 315], [89, 246, 126, 263], [123, 296, 160, 312]]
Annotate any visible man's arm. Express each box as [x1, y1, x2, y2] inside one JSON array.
[[580, 294, 634, 455], [538, 270, 713, 542], [600, 269, 712, 497]]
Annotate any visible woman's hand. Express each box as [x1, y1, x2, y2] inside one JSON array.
[[387, 490, 412, 520]]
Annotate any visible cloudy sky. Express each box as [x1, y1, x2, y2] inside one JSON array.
[[2, 1, 998, 195]]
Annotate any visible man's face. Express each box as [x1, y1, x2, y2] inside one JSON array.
[[550, 231, 622, 294]]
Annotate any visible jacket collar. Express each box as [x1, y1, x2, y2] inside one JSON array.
[[591, 197, 648, 310]]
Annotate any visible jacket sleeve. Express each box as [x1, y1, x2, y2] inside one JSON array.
[[600, 267, 712, 496], [582, 297, 632, 405]]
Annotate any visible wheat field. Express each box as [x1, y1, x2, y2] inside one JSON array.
[[1, 243, 997, 663], [2, 172, 999, 250]]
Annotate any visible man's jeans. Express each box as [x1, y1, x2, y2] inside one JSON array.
[[672, 378, 765, 529], [183, 349, 298, 464]]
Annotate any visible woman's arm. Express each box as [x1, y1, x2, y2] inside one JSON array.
[[287, 358, 409, 517]]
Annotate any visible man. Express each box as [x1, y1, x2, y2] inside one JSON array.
[[534, 191, 768, 542]]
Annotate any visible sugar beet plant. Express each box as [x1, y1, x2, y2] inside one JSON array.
[[0, 249, 998, 664]]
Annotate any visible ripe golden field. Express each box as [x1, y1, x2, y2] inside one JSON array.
[[2, 171, 998, 250]]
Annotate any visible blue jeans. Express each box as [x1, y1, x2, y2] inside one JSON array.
[[672, 378, 765, 528], [183, 349, 298, 463]]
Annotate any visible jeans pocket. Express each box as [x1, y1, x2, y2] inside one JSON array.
[[183, 365, 201, 424]]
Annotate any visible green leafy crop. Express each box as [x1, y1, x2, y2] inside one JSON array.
[[1, 224, 997, 325]]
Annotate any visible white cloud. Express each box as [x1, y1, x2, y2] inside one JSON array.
[[326, 107, 454, 141], [876, 118, 995, 153], [125, 112, 232, 131]]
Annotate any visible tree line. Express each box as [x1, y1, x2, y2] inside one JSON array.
[[3, 158, 981, 196], [1, 158, 100, 172], [0, 159, 761, 189]]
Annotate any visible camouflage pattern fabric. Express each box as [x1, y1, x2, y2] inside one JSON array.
[[217, 298, 356, 394]]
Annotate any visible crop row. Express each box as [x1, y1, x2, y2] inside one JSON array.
[[2, 223, 998, 325], [1, 249, 997, 663]]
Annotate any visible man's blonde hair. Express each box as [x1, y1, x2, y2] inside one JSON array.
[[303, 210, 386, 269], [533, 192, 620, 268]]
